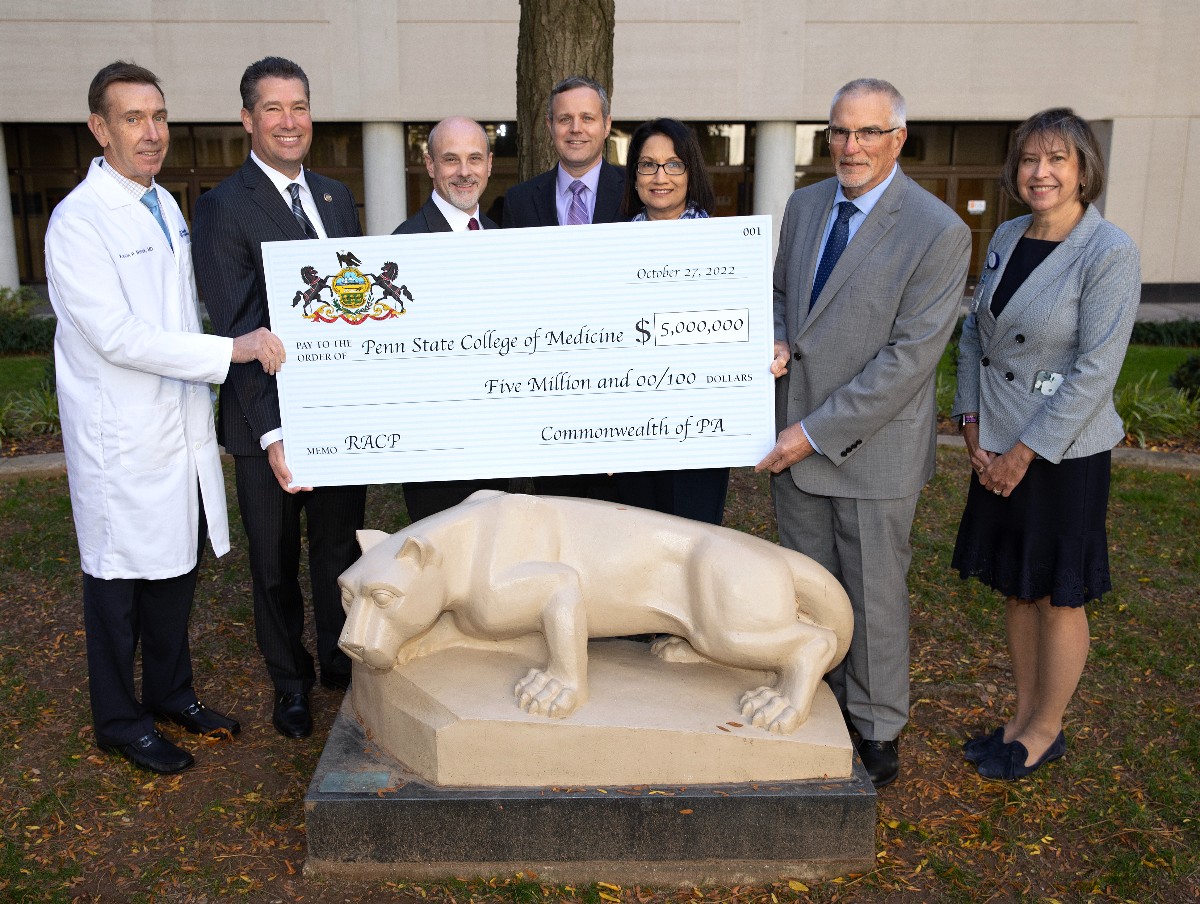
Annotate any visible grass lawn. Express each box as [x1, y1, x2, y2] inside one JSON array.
[[0, 354, 50, 398], [1118, 344, 1194, 390], [938, 343, 1196, 403], [0, 453, 1197, 902]]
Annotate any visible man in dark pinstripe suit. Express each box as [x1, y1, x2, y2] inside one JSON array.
[[192, 57, 366, 739]]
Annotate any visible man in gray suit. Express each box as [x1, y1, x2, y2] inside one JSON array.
[[757, 78, 970, 787], [392, 117, 508, 519]]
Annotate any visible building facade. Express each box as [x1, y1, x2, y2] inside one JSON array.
[[2, 1, 1197, 294]]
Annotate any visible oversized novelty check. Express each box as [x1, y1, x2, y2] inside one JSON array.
[[261, 215, 775, 488]]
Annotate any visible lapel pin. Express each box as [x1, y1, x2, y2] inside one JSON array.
[[323, 193, 333, 202], [986, 250, 999, 270]]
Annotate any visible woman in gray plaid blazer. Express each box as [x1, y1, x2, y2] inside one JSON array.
[[950, 109, 1140, 781]]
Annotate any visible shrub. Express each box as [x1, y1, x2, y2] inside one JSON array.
[[1129, 319, 1200, 347], [1169, 353, 1200, 399], [0, 286, 40, 318], [0, 315, 55, 354], [8, 387, 59, 436], [936, 371, 957, 419], [0, 287, 55, 354], [1113, 375, 1200, 448], [0, 397, 12, 439]]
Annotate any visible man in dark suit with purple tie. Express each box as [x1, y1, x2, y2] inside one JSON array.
[[192, 57, 366, 740], [502, 76, 625, 500]]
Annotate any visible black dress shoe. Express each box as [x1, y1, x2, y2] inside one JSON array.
[[99, 729, 194, 774], [857, 739, 900, 788], [273, 692, 313, 739], [155, 701, 241, 737], [320, 673, 351, 692]]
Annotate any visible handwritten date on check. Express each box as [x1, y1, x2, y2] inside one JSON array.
[[261, 216, 774, 488]]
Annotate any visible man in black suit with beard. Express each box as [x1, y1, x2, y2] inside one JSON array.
[[392, 116, 509, 520], [192, 56, 366, 740], [502, 75, 624, 499]]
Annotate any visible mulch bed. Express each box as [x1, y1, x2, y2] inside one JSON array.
[[1, 434, 64, 457]]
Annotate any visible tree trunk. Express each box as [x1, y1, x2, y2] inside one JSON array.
[[515, 0, 615, 182]]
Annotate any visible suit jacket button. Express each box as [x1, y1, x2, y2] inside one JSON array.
[[1015, 334, 1026, 343], [793, 351, 801, 361], [1005, 372, 1015, 381], [981, 356, 990, 366]]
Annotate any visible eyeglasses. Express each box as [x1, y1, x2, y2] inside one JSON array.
[[824, 127, 901, 147], [636, 160, 687, 176]]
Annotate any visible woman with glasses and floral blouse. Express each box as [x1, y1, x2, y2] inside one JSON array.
[[614, 118, 727, 524]]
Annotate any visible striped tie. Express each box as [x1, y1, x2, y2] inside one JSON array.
[[288, 183, 319, 239]]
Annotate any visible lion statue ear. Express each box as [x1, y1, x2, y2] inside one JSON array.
[[397, 535, 433, 567], [356, 529, 390, 553]]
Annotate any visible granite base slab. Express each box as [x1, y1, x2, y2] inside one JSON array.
[[305, 698, 876, 885]]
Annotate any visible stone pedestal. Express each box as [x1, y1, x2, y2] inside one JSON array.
[[304, 641, 876, 884], [349, 639, 853, 786]]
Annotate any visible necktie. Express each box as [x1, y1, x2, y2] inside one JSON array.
[[566, 180, 588, 226], [467, 217, 480, 231], [288, 183, 320, 239], [140, 189, 173, 251], [810, 201, 857, 310]]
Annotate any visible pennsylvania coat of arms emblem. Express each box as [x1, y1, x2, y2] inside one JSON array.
[[291, 251, 413, 324]]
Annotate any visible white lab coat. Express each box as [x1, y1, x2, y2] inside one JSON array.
[[46, 158, 235, 579]]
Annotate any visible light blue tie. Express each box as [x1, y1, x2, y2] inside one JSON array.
[[140, 189, 174, 251], [810, 201, 857, 310]]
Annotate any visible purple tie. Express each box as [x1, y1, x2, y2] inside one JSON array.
[[467, 217, 480, 231], [567, 180, 588, 226]]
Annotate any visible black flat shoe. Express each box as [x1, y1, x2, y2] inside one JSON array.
[[273, 692, 313, 739], [977, 731, 1066, 780], [155, 701, 240, 737], [857, 738, 899, 788], [99, 729, 194, 774], [963, 726, 1005, 764]]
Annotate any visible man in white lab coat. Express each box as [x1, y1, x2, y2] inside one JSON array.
[[46, 61, 285, 774]]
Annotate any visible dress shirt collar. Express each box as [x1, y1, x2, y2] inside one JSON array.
[[556, 159, 602, 196], [249, 150, 326, 238], [430, 190, 481, 231], [98, 157, 158, 200], [832, 162, 898, 219], [251, 149, 312, 195], [555, 160, 603, 224]]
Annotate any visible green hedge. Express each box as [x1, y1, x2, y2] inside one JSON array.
[[1129, 319, 1200, 347], [0, 315, 55, 354]]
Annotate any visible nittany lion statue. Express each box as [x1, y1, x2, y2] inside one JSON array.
[[338, 490, 853, 734]]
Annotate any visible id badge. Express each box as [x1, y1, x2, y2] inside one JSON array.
[[971, 249, 1001, 314], [1034, 370, 1064, 396]]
